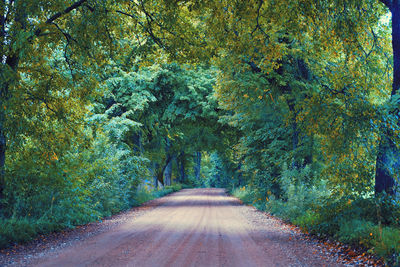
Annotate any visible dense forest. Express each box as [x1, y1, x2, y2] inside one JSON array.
[[1, 0, 400, 265]]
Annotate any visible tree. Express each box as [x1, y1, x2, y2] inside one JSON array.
[[0, 0, 123, 202], [374, 0, 400, 195], [125, 0, 394, 195], [98, 61, 223, 186]]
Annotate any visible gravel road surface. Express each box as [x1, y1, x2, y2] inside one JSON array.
[[24, 188, 344, 267]]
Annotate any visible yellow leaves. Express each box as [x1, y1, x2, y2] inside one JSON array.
[[269, 93, 275, 103], [42, 151, 59, 162], [258, 95, 263, 99], [243, 94, 249, 98], [51, 152, 58, 161]]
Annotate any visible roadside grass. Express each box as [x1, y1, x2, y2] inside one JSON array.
[[232, 186, 400, 266], [133, 184, 184, 205], [0, 184, 184, 249]]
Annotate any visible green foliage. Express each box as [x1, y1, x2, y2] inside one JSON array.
[[133, 184, 183, 205], [0, 183, 183, 249], [1, 1, 400, 265], [232, 186, 256, 205], [152, 184, 183, 198], [0, 218, 37, 247], [372, 226, 400, 265], [335, 219, 400, 265], [265, 169, 330, 222], [233, 180, 400, 264], [336, 219, 376, 246], [200, 152, 237, 189]]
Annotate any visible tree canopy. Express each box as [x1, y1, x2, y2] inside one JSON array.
[[1, 0, 400, 263]]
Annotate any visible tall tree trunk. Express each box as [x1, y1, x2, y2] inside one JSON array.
[[152, 162, 159, 189], [163, 138, 172, 186], [179, 151, 186, 183], [175, 156, 181, 182], [375, 138, 397, 195], [193, 151, 201, 181], [157, 138, 172, 186], [155, 154, 173, 187], [237, 162, 243, 186], [375, 0, 400, 195], [164, 159, 172, 186], [132, 132, 143, 154]]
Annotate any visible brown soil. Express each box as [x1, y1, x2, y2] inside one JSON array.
[[23, 188, 346, 266]]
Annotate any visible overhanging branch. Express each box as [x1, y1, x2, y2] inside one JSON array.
[[34, 0, 88, 37]]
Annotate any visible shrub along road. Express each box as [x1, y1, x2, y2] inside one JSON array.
[[1, 189, 379, 266]]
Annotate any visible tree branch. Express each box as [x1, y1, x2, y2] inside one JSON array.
[[34, 0, 88, 37], [251, 0, 264, 35], [45, 0, 88, 24], [380, 0, 393, 10], [116, 10, 165, 49]]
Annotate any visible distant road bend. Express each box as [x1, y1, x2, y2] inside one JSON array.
[[32, 188, 342, 267]]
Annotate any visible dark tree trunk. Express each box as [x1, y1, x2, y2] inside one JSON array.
[[164, 161, 172, 186], [162, 138, 172, 186], [175, 156, 181, 182], [304, 133, 314, 166], [375, 0, 400, 195], [193, 151, 201, 181], [156, 168, 164, 187], [375, 138, 397, 195], [179, 151, 186, 183], [283, 58, 312, 170], [155, 154, 173, 187], [237, 162, 243, 186], [132, 132, 143, 154], [164, 159, 172, 186], [152, 163, 159, 189]]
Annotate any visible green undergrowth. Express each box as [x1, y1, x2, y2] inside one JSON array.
[[0, 184, 183, 249], [133, 184, 184, 205], [232, 186, 400, 266]]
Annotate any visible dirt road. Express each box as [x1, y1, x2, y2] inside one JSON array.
[[29, 188, 342, 267]]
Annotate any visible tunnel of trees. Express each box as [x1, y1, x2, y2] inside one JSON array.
[[0, 0, 400, 264]]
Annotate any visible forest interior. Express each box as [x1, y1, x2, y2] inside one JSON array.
[[1, 0, 400, 266]]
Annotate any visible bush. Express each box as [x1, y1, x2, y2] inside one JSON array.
[[336, 219, 375, 246], [232, 186, 255, 205], [0, 218, 36, 247], [371, 225, 400, 265], [231, 169, 400, 265], [0, 183, 183, 249], [265, 176, 330, 223], [292, 210, 321, 232], [153, 184, 183, 198]]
